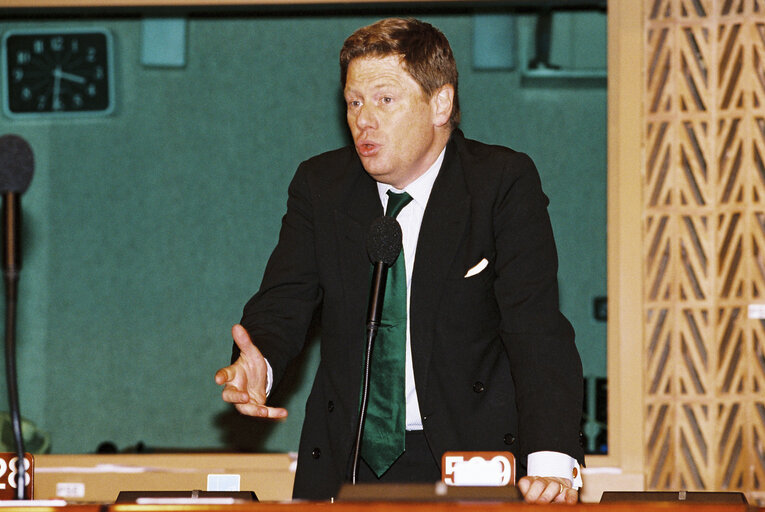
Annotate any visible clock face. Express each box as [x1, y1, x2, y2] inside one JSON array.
[[2, 29, 114, 118]]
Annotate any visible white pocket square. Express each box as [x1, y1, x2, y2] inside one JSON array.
[[464, 258, 489, 278]]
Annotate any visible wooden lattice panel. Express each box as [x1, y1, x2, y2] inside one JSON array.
[[643, 0, 765, 495]]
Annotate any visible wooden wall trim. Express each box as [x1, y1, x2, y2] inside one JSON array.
[[604, 0, 645, 475]]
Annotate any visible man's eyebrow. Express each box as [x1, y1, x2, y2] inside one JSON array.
[[347, 77, 402, 92]]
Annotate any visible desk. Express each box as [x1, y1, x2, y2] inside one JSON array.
[[27, 454, 762, 508]]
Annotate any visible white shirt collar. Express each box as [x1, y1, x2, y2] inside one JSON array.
[[376, 146, 446, 210]]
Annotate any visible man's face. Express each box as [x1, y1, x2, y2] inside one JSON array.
[[344, 55, 447, 189]]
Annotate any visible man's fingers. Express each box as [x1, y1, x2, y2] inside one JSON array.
[[537, 480, 559, 503], [518, 477, 546, 502], [553, 486, 579, 504], [517, 478, 530, 495], [235, 403, 288, 419], [556, 488, 579, 504], [220, 382, 288, 418], [214, 367, 232, 385], [263, 406, 288, 419], [215, 325, 289, 419], [231, 324, 262, 359], [551, 483, 566, 503], [518, 476, 576, 505], [220, 384, 250, 404]]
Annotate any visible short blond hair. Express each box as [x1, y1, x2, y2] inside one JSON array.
[[340, 18, 460, 128]]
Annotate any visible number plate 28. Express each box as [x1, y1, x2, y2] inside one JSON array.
[[0, 453, 34, 499]]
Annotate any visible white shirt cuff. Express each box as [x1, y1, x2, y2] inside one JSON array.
[[527, 451, 582, 489], [265, 358, 273, 397]]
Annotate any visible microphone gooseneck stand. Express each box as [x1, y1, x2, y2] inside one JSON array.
[[3, 193, 26, 499], [350, 262, 388, 485], [351, 323, 376, 484], [349, 215, 401, 486]]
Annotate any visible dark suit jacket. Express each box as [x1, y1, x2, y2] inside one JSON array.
[[240, 130, 584, 500]]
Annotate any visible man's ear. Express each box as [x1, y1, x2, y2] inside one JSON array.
[[431, 84, 455, 127]]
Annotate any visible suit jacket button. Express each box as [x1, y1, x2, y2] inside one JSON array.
[[312, 448, 321, 459], [504, 434, 515, 445], [473, 382, 485, 393], [328, 401, 334, 412]]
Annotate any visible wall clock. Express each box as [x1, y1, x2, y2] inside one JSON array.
[[2, 28, 114, 118]]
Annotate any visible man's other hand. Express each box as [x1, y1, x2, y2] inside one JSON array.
[[517, 476, 578, 504], [214, 324, 288, 419]]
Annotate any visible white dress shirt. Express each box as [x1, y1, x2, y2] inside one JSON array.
[[376, 149, 444, 430]]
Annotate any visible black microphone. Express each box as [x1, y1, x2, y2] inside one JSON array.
[[0, 134, 34, 277], [350, 215, 403, 484], [365, 215, 403, 331], [0, 134, 34, 500]]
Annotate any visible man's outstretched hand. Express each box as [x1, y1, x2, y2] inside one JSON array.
[[214, 324, 288, 419], [518, 476, 578, 504]]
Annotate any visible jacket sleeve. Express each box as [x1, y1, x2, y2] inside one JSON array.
[[237, 163, 323, 387], [492, 151, 584, 465]]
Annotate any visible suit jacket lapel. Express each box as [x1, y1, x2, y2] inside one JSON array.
[[333, 158, 382, 402], [334, 158, 382, 246], [410, 136, 470, 408]]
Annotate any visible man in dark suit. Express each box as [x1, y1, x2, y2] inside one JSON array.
[[215, 17, 584, 504]]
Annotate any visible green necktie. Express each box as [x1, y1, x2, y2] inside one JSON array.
[[361, 190, 413, 477]]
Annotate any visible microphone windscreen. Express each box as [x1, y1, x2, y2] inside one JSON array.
[[366, 216, 403, 266], [0, 134, 34, 194]]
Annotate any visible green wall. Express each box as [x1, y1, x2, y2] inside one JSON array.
[[0, 10, 606, 454]]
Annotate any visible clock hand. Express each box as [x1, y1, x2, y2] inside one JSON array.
[[52, 67, 62, 111], [54, 69, 87, 85]]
